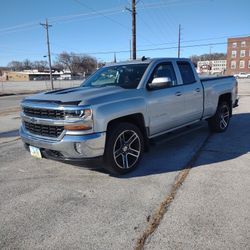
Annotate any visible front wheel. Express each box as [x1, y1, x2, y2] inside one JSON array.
[[103, 122, 144, 175], [208, 101, 231, 132]]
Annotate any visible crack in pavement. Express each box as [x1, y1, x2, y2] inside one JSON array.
[[202, 148, 250, 155], [0, 107, 20, 116], [0, 137, 21, 146], [134, 133, 211, 250]]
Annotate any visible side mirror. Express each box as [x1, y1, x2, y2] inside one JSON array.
[[148, 77, 172, 90]]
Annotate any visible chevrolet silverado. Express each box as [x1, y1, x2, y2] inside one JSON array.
[[20, 58, 239, 174]]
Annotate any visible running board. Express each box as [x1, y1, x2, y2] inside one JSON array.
[[150, 122, 206, 145]]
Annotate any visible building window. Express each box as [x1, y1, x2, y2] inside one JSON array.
[[231, 50, 237, 58], [231, 61, 236, 69], [248, 60, 250, 69], [239, 61, 245, 68], [240, 50, 246, 57], [241, 41, 246, 47], [232, 42, 237, 48]]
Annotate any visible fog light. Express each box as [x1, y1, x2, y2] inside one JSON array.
[[75, 142, 83, 154]]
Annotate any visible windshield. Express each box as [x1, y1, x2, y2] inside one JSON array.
[[81, 64, 148, 89]]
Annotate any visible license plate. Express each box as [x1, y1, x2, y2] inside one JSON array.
[[29, 146, 42, 159]]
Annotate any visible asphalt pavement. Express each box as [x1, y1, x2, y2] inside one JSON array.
[[144, 92, 250, 250], [0, 80, 82, 95], [0, 80, 249, 250]]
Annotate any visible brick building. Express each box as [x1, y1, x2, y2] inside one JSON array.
[[226, 36, 250, 75]]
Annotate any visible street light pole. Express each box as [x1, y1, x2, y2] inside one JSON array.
[[40, 19, 54, 90]]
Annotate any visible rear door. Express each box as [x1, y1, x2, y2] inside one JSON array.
[[176, 61, 203, 122]]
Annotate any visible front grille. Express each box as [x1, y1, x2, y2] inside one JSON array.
[[24, 121, 64, 138], [23, 107, 64, 119]]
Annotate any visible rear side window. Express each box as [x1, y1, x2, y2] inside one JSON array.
[[177, 62, 196, 84]]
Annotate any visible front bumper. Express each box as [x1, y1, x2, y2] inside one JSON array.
[[20, 126, 106, 159]]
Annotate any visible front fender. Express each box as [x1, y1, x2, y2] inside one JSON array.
[[93, 97, 148, 132]]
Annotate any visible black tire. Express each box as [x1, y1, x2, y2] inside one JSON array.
[[103, 122, 144, 175], [208, 101, 231, 133]]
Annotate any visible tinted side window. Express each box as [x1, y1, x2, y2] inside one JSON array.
[[177, 62, 196, 84], [149, 63, 177, 87]]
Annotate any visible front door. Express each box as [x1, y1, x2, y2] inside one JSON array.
[[146, 62, 187, 136]]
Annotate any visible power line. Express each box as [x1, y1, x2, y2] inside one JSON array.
[[140, 0, 167, 43], [73, 0, 155, 46], [73, 0, 131, 31], [0, 0, 209, 36], [137, 33, 250, 48], [52, 41, 230, 56], [50, 36, 250, 57]]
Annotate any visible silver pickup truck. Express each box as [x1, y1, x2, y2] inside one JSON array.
[[20, 58, 238, 174]]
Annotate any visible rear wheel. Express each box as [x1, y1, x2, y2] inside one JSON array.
[[104, 122, 144, 175], [208, 101, 231, 132]]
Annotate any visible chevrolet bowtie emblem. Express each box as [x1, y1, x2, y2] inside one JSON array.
[[30, 117, 37, 123]]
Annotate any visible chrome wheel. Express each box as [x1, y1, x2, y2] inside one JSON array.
[[220, 105, 230, 130], [113, 130, 141, 169]]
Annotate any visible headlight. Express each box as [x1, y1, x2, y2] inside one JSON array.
[[64, 107, 93, 132], [65, 108, 92, 120]]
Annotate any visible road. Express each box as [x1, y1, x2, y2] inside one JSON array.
[[0, 80, 249, 249], [0, 80, 82, 95], [0, 94, 26, 112], [144, 91, 250, 250]]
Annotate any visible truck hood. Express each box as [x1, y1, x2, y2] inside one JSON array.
[[23, 86, 140, 106]]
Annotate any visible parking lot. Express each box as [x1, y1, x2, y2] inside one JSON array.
[[0, 80, 249, 249]]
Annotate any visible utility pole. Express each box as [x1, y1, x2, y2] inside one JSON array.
[[126, 0, 136, 60], [40, 19, 54, 90], [132, 0, 136, 60], [129, 39, 132, 60], [178, 24, 181, 58], [209, 45, 213, 56]]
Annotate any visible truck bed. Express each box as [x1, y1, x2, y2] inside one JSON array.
[[200, 75, 234, 82]]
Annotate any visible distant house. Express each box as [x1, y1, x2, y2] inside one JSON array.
[[1, 69, 69, 81], [226, 36, 250, 75], [197, 60, 227, 75]]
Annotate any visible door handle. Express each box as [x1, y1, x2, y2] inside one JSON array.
[[175, 91, 182, 96], [195, 88, 201, 92]]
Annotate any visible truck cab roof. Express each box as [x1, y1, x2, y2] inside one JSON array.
[[105, 57, 191, 67]]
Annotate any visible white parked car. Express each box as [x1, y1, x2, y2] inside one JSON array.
[[234, 72, 250, 79]]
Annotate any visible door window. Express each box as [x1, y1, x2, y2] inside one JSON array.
[[177, 62, 196, 84], [148, 63, 177, 87]]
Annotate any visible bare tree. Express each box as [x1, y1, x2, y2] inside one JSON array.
[[190, 53, 226, 66], [22, 59, 33, 70], [7, 61, 24, 71], [6, 55, 101, 74], [52, 62, 64, 72], [56, 52, 74, 73], [33, 60, 48, 71], [55, 52, 97, 76]]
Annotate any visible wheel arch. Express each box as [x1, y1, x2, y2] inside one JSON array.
[[106, 113, 149, 151], [218, 93, 232, 116]]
